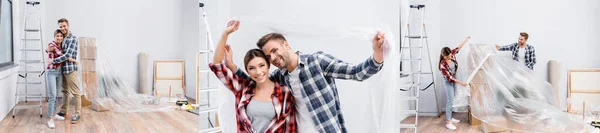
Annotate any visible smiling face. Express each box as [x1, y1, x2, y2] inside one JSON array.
[[262, 40, 292, 69], [246, 57, 270, 83], [54, 30, 64, 44], [256, 33, 294, 69], [243, 49, 271, 83]]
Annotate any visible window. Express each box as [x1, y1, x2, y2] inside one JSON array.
[[0, 0, 14, 68]]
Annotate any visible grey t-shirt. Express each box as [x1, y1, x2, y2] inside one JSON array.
[[246, 99, 276, 132]]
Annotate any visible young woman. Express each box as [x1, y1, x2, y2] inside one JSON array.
[[208, 20, 297, 132], [438, 36, 470, 131], [45, 29, 77, 129]]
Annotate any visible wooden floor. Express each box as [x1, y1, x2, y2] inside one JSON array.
[[400, 112, 492, 133], [0, 101, 199, 133], [1, 100, 495, 133]]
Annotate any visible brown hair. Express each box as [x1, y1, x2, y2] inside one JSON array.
[[58, 18, 69, 24], [520, 32, 529, 40], [257, 33, 287, 49], [53, 29, 63, 36], [438, 47, 451, 71], [243, 49, 270, 71]]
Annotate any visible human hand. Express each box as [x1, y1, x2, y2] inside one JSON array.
[[224, 44, 233, 64], [495, 44, 500, 50], [372, 31, 385, 63], [459, 82, 468, 87], [47, 45, 56, 52], [224, 20, 240, 34]]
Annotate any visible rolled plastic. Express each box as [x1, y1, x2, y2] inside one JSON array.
[[548, 60, 561, 108], [138, 53, 149, 94]]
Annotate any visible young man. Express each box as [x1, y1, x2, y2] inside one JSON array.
[[495, 32, 537, 70], [49, 18, 81, 124], [230, 31, 385, 132]]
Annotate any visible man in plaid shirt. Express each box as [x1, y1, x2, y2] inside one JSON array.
[[496, 32, 537, 70], [48, 18, 82, 124], [235, 32, 385, 132]]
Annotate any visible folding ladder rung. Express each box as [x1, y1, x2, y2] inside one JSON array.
[[199, 70, 210, 73], [20, 49, 41, 51], [199, 107, 219, 114], [399, 110, 418, 114], [400, 59, 421, 61], [14, 105, 42, 109], [399, 124, 417, 128], [399, 71, 433, 74], [199, 87, 219, 93], [19, 60, 41, 63], [200, 127, 222, 133], [399, 97, 419, 101], [198, 50, 214, 54], [18, 71, 42, 73], [16, 94, 42, 97], [17, 82, 42, 84], [24, 29, 40, 32], [406, 36, 427, 39], [22, 39, 41, 41]]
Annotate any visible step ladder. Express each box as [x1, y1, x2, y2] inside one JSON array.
[[13, 1, 45, 118], [197, 2, 222, 133], [398, 4, 440, 132]]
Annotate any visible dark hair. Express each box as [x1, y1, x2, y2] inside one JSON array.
[[257, 33, 287, 49], [53, 29, 64, 36], [520, 32, 529, 40], [438, 47, 451, 71], [243, 49, 271, 71], [58, 18, 69, 24]]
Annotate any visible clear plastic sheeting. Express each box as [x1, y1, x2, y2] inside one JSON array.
[[91, 54, 177, 112], [79, 37, 176, 112], [452, 42, 594, 132]]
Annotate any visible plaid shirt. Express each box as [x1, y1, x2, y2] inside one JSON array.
[[235, 51, 383, 133], [52, 32, 78, 74], [209, 62, 297, 133], [498, 43, 536, 70], [439, 47, 459, 83], [47, 41, 63, 69]]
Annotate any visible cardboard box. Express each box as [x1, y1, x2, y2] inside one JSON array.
[[79, 37, 97, 59], [81, 72, 98, 99], [469, 111, 481, 125], [92, 102, 109, 112], [79, 37, 96, 47], [81, 46, 96, 59], [81, 59, 96, 72], [82, 95, 92, 107]]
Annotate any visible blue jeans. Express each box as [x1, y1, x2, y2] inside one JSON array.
[[444, 78, 455, 121], [46, 67, 63, 118]]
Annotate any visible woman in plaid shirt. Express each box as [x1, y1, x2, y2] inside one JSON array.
[[45, 29, 77, 129], [438, 36, 470, 131], [208, 20, 297, 132]]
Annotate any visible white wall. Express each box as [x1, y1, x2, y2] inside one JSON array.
[[439, 0, 600, 111], [42, 0, 184, 95], [0, 0, 21, 121]]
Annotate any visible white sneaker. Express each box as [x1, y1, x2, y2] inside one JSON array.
[[53, 115, 65, 121], [451, 118, 460, 123], [48, 119, 55, 129], [446, 123, 456, 130]]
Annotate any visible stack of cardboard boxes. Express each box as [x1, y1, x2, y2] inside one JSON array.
[[79, 37, 107, 112]]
